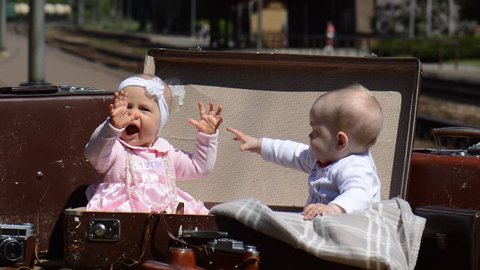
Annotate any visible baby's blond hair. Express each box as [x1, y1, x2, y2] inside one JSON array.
[[314, 84, 383, 149]]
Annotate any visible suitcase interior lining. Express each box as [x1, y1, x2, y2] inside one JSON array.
[[162, 84, 401, 206]]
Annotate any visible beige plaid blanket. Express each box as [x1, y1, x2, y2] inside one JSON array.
[[209, 198, 425, 270]]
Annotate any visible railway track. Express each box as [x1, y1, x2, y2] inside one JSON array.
[[421, 77, 480, 106], [416, 114, 477, 141], [416, 77, 480, 146], [44, 26, 480, 146]]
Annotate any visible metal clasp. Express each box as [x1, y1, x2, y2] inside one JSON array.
[[88, 219, 121, 241]]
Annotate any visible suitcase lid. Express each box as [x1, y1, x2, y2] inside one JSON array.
[[144, 49, 421, 206]]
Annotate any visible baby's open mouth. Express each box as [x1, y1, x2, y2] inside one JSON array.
[[126, 124, 139, 135]]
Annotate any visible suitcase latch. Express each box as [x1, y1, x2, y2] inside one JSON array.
[[88, 219, 121, 241]]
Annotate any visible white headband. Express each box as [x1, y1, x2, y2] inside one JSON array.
[[118, 76, 169, 130]]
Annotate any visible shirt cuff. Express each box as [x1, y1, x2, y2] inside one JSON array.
[[100, 118, 124, 138]]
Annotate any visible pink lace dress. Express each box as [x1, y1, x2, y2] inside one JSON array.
[[85, 120, 218, 214]]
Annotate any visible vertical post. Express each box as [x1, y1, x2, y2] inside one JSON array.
[[68, 0, 74, 25], [236, 2, 242, 47], [256, 0, 262, 50], [283, 9, 288, 47], [27, 0, 47, 85], [302, 3, 308, 46], [76, 0, 85, 26], [426, 0, 432, 37], [110, 0, 117, 19], [448, 0, 456, 36], [127, 0, 132, 29], [408, 0, 416, 38], [95, 0, 103, 28], [190, 0, 196, 36], [117, 0, 124, 21], [0, 0, 6, 52], [248, 0, 253, 46]]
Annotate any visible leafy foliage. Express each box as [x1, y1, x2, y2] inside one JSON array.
[[371, 36, 480, 62]]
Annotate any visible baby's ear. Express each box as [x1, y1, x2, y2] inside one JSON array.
[[336, 131, 348, 151]]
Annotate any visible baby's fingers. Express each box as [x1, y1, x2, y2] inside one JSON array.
[[302, 209, 316, 220], [214, 104, 223, 116], [207, 102, 214, 114], [109, 104, 126, 118], [226, 128, 245, 142], [203, 102, 223, 116], [112, 91, 128, 108], [202, 113, 223, 127], [303, 204, 322, 220], [226, 127, 243, 138], [187, 118, 200, 129], [213, 115, 224, 129], [197, 102, 206, 117]]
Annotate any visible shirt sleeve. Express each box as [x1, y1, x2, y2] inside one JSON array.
[[170, 130, 219, 180], [84, 118, 123, 174], [261, 138, 316, 173], [328, 156, 380, 213]]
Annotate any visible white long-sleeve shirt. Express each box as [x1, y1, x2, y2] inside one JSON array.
[[261, 138, 381, 213]]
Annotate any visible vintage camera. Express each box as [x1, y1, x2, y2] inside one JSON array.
[[205, 238, 260, 270], [0, 223, 36, 267]]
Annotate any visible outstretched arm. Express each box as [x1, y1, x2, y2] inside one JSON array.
[[226, 127, 262, 154], [187, 102, 224, 135]]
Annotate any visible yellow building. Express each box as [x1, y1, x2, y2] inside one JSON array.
[[248, 0, 375, 48]]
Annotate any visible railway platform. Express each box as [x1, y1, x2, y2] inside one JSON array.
[[422, 62, 480, 85], [2, 24, 479, 89], [0, 27, 130, 90]]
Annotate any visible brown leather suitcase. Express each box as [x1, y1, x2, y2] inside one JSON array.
[[63, 209, 220, 269], [0, 50, 421, 269], [408, 128, 480, 270], [64, 49, 421, 269], [414, 206, 480, 270], [0, 85, 113, 269], [407, 127, 480, 210]]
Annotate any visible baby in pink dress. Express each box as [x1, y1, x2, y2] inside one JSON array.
[[85, 73, 223, 214]]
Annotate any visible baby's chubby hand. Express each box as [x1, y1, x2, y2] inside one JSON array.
[[226, 127, 262, 154], [302, 203, 345, 220], [187, 102, 224, 135], [109, 90, 139, 129]]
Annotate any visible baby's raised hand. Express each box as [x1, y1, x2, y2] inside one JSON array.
[[109, 90, 139, 129], [226, 127, 262, 154], [187, 102, 223, 135]]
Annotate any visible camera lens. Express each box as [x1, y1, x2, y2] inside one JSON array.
[[0, 238, 23, 262]]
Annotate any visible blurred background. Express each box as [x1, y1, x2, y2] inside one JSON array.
[[1, 0, 479, 148]]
